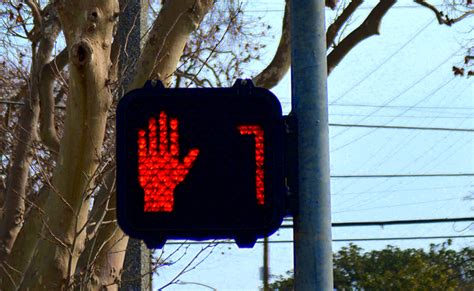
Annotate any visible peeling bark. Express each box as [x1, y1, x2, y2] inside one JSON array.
[[19, 0, 120, 289]]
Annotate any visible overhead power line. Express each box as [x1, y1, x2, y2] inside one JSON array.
[[333, 217, 474, 227], [333, 184, 473, 196], [3, 99, 473, 132], [331, 18, 434, 104], [333, 235, 474, 242], [272, 235, 474, 243], [330, 113, 474, 119], [333, 197, 467, 213], [281, 101, 474, 116], [163, 234, 474, 245], [331, 103, 474, 111], [329, 48, 463, 151], [281, 217, 474, 228], [273, 235, 474, 243], [331, 173, 474, 178], [330, 123, 474, 132]]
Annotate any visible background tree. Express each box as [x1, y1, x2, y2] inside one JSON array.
[[269, 241, 474, 290], [0, 0, 471, 290]]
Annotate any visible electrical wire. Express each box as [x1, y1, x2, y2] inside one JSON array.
[[330, 18, 434, 105], [369, 82, 473, 172], [331, 173, 474, 178], [333, 184, 473, 196], [330, 48, 462, 143], [329, 76, 459, 151], [333, 197, 466, 214], [330, 103, 474, 111], [329, 113, 473, 119], [281, 217, 474, 227], [329, 123, 474, 132], [163, 235, 474, 245], [330, 83, 473, 210]]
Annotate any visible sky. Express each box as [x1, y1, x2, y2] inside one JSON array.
[[151, 1, 474, 290]]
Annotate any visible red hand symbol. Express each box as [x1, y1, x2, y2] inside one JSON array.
[[138, 111, 199, 212]]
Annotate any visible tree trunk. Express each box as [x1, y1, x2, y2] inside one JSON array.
[[19, 1, 119, 289]]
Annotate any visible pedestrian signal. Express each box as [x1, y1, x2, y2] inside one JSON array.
[[116, 80, 286, 248]]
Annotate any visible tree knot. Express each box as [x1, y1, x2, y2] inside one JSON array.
[[71, 41, 93, 67]]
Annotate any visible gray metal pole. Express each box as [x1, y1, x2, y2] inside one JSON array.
[[290, 0, 333, 290]]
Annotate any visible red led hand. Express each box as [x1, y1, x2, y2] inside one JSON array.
[[138, 112, 199, 212]]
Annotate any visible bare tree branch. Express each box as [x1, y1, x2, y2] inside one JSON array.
[[327, 0, 364, 49], [39, 49, 68, 154], [252, 0, 290, 89], [326, 0, 341, 9], [327, 0, 396, 75], [25, 0, 42, 29], [159, 243, 218, 290], [186, 5, 241, 85], [0, 2, 60, 266], [414, 0, 474, 26], [130, 0, 214, 89], [22, 0, 42, 43]]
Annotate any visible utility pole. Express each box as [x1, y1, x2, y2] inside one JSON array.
[[117, 1, 151, 290], [262, 237, 270, 290], [291, 0, 333, 290]]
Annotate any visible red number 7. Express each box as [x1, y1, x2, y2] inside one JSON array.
[[238, 125, 265, 205]]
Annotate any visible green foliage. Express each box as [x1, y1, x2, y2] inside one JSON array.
[[268, 240, 474, 291], [269, 271, 294, 291]]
